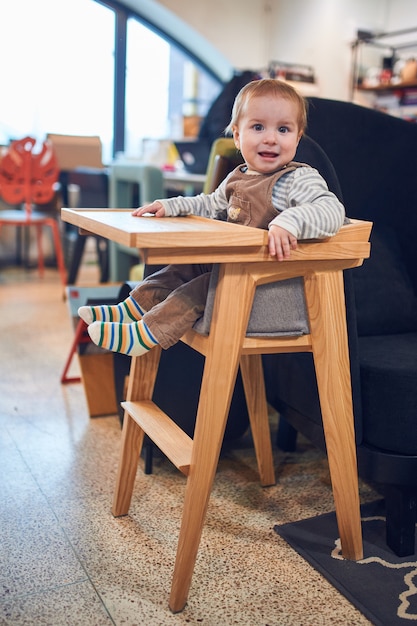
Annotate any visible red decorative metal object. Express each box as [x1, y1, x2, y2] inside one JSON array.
[[0, 136, 59, 212], [0, 136, 66, 284]]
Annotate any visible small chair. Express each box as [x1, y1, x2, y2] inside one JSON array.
[[110, 136, 371, 612], [0, 136, 66, 284], [46, 134, 109, 285], [65, 167, 110, 284]]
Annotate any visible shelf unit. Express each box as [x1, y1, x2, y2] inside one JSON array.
[[357, 79, 417, 92], [351, 27, 417, 120]]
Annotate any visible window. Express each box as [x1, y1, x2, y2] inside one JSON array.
[[0, 0, 222, 165], [125, 18, 221, 160], [124, 19, 171, 157], [0, 0, 114, 163]]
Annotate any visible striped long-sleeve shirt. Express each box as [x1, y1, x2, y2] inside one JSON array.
[[159, 164, 345, 240]]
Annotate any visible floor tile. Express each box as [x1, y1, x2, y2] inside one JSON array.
[[0, 581, 113, 625]]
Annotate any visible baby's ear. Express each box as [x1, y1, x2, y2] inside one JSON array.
[[232, 127, 240, 149]]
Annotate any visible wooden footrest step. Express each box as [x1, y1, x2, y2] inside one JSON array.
[[122, 400, 193, 475]]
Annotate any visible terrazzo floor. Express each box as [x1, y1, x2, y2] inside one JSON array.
[[0, 261, 378, 625]]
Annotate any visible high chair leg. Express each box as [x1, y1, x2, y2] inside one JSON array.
[[112, 347, 162, 517], [240, 353, 275, 487], [305, 270, 363, 561], [112, 412, 145, 516], [169, 263, 255, 613]]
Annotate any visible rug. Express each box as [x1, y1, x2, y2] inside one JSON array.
[[274, 500, 417, 626]]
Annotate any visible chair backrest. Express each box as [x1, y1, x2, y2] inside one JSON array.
[[295, 135, 343, 201], [305, 97, 417, 338], [306, 97, 417, 291], [203, 138, 243, 194], [46, 133, 104, 171], [0, 136, 59, 208], [67, 168, 109, 208]]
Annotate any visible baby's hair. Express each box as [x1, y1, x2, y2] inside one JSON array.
[[225, 78, 308, 136]]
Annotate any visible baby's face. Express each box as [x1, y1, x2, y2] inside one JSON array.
[[233, 95, 302, 174]]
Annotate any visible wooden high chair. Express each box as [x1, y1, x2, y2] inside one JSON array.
[[110, 218, 372, 613]]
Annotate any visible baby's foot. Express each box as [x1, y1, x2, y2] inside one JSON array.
[[78, 295, 145, 324], [87, 319, 158, 357]]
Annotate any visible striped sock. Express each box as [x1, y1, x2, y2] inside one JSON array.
[[87, 319, 158, 357], [78, 296, 145, 325]]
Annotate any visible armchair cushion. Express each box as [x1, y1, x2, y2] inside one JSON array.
[[359, 333, 417, 454]]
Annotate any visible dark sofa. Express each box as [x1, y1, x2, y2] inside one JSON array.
[[112, 133, 347, 466], [269, 97, 417, 557]]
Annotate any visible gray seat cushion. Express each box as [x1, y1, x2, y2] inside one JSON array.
[[193, 264, 309, 337]]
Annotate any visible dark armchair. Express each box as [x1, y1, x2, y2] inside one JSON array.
[[270, 97, 417, 557], [113, 133, 348, 468]]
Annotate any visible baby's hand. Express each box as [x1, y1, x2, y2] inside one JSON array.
[[132, 201, 166, 218], [268, 225, 297, 261]]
